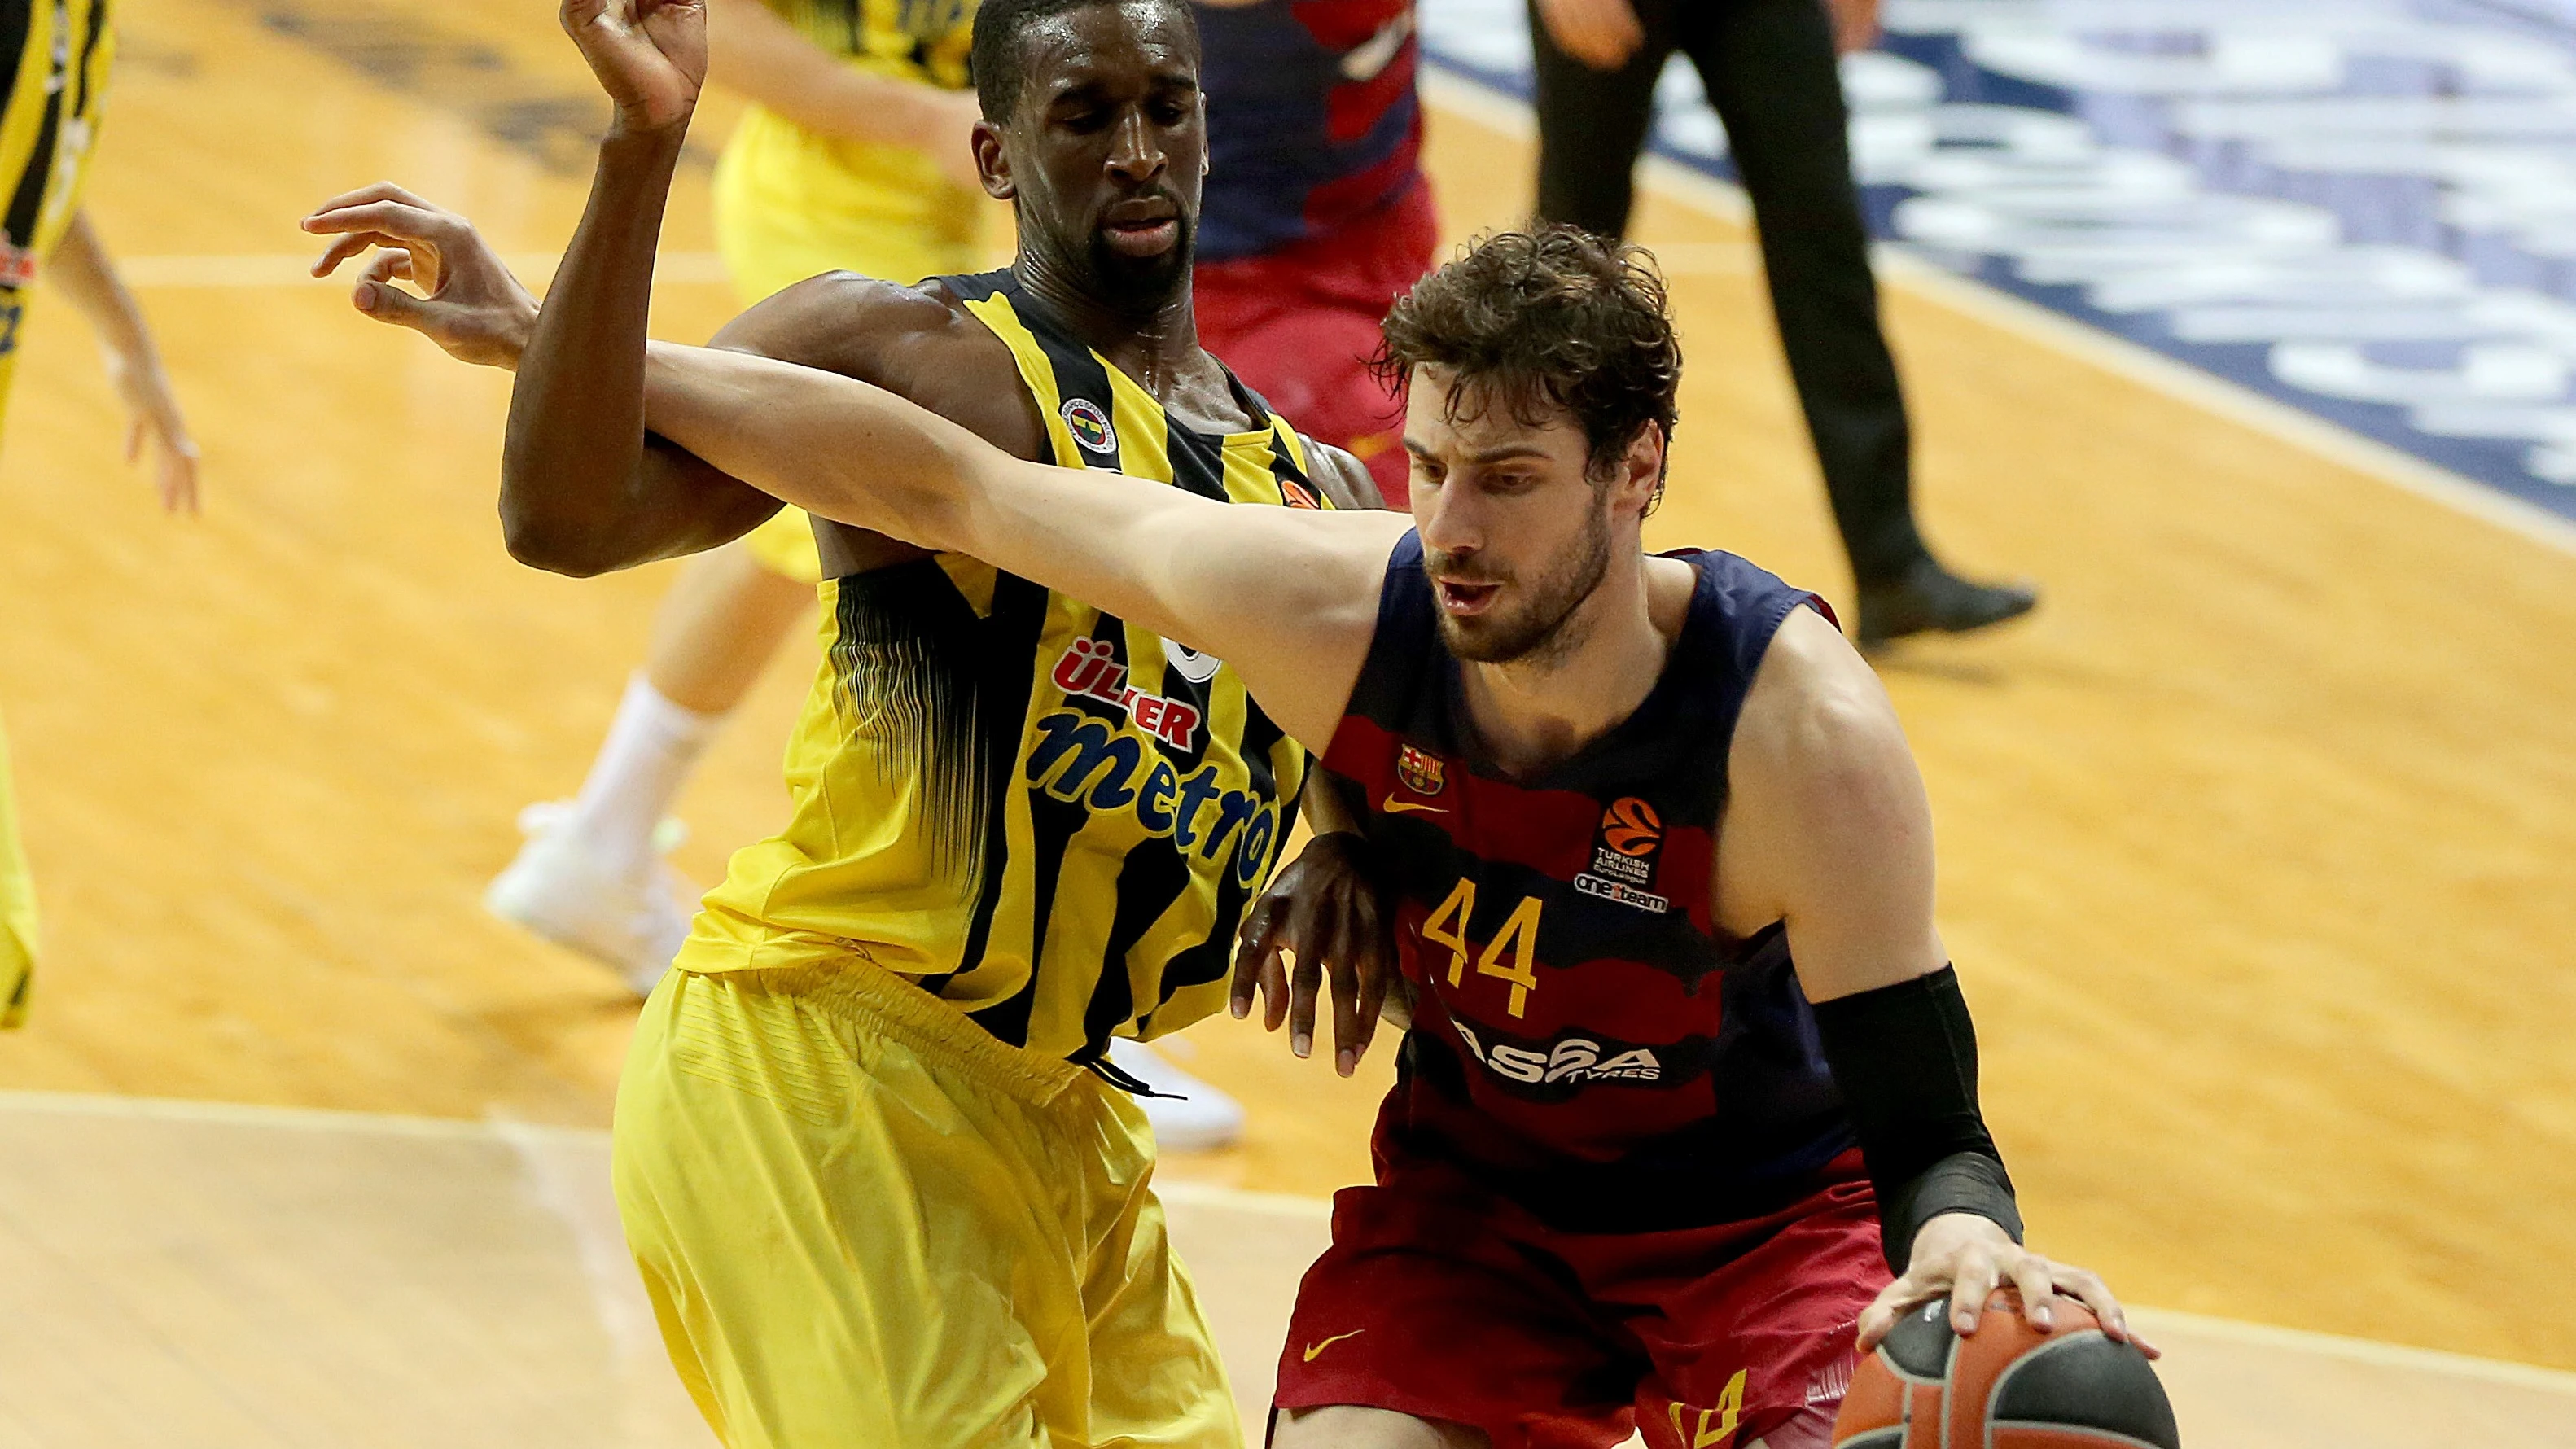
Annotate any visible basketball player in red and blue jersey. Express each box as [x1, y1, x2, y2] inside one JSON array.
[[575, 225, 2156, 1449], [1194, 0, 1430, 502]]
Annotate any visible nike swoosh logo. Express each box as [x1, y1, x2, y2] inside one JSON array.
[[1303, 1329, 1366, 1362], [1338, 11, 1413, 82], [1381, 797, 1448, 815]]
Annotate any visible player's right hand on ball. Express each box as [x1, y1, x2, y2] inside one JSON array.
[[1859, 1213, 2159, 1359], [1231, 831, 1400, 1078], [301, 184, 540, 370], [563, 0, 708, 134]]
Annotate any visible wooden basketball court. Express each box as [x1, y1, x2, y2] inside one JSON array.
[[2, 0, 2572, 1441]]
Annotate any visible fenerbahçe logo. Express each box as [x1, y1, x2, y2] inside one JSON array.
[[1575, 796, 1670, 914], [1061, 397, 1117, 454]]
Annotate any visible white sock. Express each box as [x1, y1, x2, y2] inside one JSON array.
[[562, 674, 722, 873]]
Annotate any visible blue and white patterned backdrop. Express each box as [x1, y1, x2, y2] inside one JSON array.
[[1420, 0, 2576, 523]]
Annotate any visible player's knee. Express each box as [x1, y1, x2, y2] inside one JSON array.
[[1272, 1403, 1489, 1448]]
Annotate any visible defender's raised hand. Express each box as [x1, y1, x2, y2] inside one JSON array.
[[301, 185, 539, 369], [564, 0, 709, 133]]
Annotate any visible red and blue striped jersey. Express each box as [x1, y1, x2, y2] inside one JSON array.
[[1320, 533, 1857, 1232], [1196, 0, 1422, 262]]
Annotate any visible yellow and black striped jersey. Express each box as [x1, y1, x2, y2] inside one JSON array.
[[0, 0, 113, 417], [764, 0, 972, 90], [678, 270, 1331, 1062], [0, 0, 114, 1032]]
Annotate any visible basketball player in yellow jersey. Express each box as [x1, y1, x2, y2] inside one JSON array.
[[1, 0, 199, 1029], [303, 0, 1387, 1439], [483, 0, 989, 992]]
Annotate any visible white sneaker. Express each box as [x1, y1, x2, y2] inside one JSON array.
[[484, 801, 698, 996], [1107, 1038, 1246, 1153]]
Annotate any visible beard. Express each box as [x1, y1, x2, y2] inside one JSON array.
[[1427, 499, 1614, 666]]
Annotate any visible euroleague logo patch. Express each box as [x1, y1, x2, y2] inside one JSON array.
[[1577, 796, 1669, 914], [1601, 797, 1662, 856], [1061, 397, 1117, 454]]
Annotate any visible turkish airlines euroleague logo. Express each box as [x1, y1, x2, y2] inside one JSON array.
[[1601, 798, 1661, 856], [1578, 797, 1669, 913]]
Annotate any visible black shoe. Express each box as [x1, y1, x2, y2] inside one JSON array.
[[1856, 558, 2039, 649]]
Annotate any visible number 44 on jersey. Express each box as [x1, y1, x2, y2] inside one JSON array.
[[1420, 878, 1543, 1018]]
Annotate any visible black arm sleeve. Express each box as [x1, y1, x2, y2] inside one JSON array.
[[1809, 965, 2022, 1273]]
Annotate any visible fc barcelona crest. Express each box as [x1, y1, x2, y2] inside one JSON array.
[[1396, 744, 1446, 797]]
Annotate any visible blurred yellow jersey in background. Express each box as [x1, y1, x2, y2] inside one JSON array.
[[0, 0, 114, 424], [715, 0, 982, 304], [1, 0, 117, 1026]]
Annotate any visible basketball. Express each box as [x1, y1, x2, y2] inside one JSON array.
[[1832, 1294, 2180, 1448]]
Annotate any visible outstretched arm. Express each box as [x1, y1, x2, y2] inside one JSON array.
[[640, 341, 1402, 746], [47, 212, 199, 514]]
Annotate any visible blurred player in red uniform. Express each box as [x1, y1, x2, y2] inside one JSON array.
[[1193, 0, 1431, 504]]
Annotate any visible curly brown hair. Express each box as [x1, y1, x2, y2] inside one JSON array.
[[1374, 227, 1682, 506]]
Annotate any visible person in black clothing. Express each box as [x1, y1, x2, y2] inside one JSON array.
[[1527, 0, 2035, 646]]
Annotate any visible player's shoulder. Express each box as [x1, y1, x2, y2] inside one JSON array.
[[709, 271, 1009, 383], [1299, 437, 1388, 510], [1733, 604, 1906, 786], [712, 271, 1043, 457]]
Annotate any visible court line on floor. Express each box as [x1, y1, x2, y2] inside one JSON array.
[[1420, 66, 2576, 561], [115, 251, 734, 288], [9, 1088, 2572, 1397]]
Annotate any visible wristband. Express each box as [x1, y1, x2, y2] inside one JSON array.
[[1810, 965, 2022, 1272]]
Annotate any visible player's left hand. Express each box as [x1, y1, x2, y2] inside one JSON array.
[[1858, 1213, 2159, 1359], [1230, 831, 1399, 1076], [100, 339, 199, 514]]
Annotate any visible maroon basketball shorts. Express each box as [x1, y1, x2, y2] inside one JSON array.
[[1273, 1149, 1889, 1449], [1192, 178, 1439, 506]]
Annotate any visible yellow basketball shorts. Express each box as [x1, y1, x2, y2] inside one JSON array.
[[713, 106, 984, 592], [613, 961, 1242, 1449], [0, 711, 33, 1029]]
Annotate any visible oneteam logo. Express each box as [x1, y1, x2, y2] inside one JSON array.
[[1060, 396, 1117, 454]]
